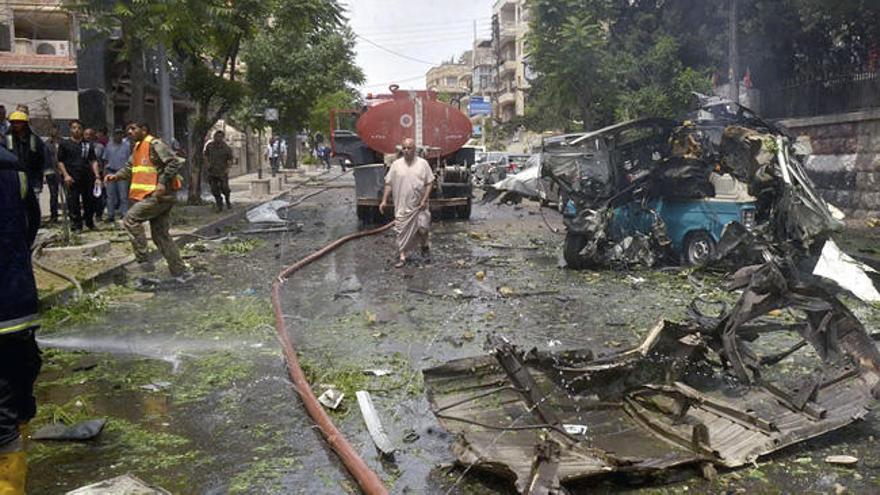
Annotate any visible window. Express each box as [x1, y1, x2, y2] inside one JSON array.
[[0, 23, 10, 51], [445, 76, 457, 86], [13, 11, 70, 41]]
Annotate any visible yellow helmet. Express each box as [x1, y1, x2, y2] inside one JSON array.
[[7, 111, 28, 122]]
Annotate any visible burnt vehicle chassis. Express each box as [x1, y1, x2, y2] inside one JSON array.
[[542, 101, 835, 269], [424, 265, 880, 493]]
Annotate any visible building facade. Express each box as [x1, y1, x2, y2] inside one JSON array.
[[492, 0, 530, 122], [0, 0, 79, 134], [426, 57, 471, 105], [0, 0, 190, 140]]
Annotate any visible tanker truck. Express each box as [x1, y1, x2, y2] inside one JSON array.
[[330, 85, 475, 223]]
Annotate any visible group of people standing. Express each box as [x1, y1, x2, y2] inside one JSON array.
[[1, 103, 134, 233]]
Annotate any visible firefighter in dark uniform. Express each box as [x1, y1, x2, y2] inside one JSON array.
[[0, 143, 41, 494], [4, 110, 47, 232]]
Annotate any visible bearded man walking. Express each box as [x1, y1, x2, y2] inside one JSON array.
[[379, 138, 434, 268]]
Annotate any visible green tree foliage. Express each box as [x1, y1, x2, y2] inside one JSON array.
[[526, 0, 615, 129], [306, 89, 360, 142], [241, 0, 364, 146], [526, 0, 879, 131], [527, 0, 713, 130]]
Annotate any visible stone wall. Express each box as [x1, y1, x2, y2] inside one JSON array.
[[779, 109, 880, 221]]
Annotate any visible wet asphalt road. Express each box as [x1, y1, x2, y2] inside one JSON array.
[[30, 171, 880, 494]]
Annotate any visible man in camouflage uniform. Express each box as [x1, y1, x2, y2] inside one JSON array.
[[105, 121, 190, 281], [203, 130, 233, 211]]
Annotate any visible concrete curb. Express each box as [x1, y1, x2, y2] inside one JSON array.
[[36, 171, 328, 308]]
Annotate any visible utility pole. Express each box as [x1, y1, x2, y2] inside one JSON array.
[[158, 44, 174, 143], [728, 0, 740, 104]]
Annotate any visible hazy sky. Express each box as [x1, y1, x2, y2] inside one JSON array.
[[342, 1, 494, 94]]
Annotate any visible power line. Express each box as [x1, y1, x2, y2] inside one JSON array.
[[357, 35, 492, 50], [357, 22, 492, 38], [354, 34, 439, 65], [359, 73, 427, 90], [352, 15, 491, 33]]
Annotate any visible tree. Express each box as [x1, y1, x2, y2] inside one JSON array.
[[66, 0, 173, 122], [67, 0, 270, 201], [170, 0, 270, 201], [242, 0, 364, 166], [526, 0, 615, 129], [526, 0, 718, 130], [306, 89, 360, 142]]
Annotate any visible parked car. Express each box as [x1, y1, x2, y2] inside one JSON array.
[[472, 152, 533, 187], [505, 154, 531, 175]]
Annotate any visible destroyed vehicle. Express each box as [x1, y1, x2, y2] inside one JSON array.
[[424, 260, 880, 492], [485, 154, 560, 206], [542, 102, 837, 269], [563, 173, 759, 265]]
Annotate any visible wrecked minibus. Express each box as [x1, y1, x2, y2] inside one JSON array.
[[543, 100, 819, 268]]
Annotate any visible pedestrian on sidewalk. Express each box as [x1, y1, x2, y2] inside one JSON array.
[[85, 127, 107, 222], [43, 125, 63, 223], [266, 136, 281, 176], [105, 121, 191, 281], [4, 110, 47, 232], [0, 144, 42, 495], [102, 128, 131, 224], [57, 120, 101, 232], [379, 138, 434, 268], [318, 144, 331, 170], [204, 130, 233, 211]]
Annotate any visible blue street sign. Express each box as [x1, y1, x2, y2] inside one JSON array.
[[469, 96, 492, 117]]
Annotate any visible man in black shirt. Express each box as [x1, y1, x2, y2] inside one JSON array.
[[57, 120, 101, 231]]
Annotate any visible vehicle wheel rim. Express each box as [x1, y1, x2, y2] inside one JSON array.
[[690, 239, 711, 263]]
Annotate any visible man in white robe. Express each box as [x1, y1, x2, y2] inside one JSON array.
[[379, 138, 434, 267]]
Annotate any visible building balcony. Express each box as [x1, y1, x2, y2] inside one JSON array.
[[14, 38, 72, 57], [498, 90, 516, 107], [499, 60, 517, 77], [1, 37, 77, 74], [499, 26, 517, 44], [493, 0, 517, 13]]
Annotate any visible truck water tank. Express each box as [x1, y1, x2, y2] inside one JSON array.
[[355, 90, 472, 157]]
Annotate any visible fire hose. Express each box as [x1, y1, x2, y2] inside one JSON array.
[[271, 216, 393, 494]]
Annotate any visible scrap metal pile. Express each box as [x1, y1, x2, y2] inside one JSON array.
[[425, 98, 880, 493], [425, 283, 880, 492]]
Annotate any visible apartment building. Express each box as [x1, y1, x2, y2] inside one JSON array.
[[426, 56, 471, 101], [1, 0, 191, 139], [492, 0, 530, 122], [0, 0, 79, 133]]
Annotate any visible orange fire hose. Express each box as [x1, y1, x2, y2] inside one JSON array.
[[271, 221, 393, 495]]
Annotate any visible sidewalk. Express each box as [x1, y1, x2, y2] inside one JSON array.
[[33, 165, 334, 306]]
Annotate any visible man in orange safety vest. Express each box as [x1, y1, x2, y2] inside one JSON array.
[[106, 121, 191, 281]]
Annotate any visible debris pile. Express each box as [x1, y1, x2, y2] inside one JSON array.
[[425, 289, 880, 492]]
